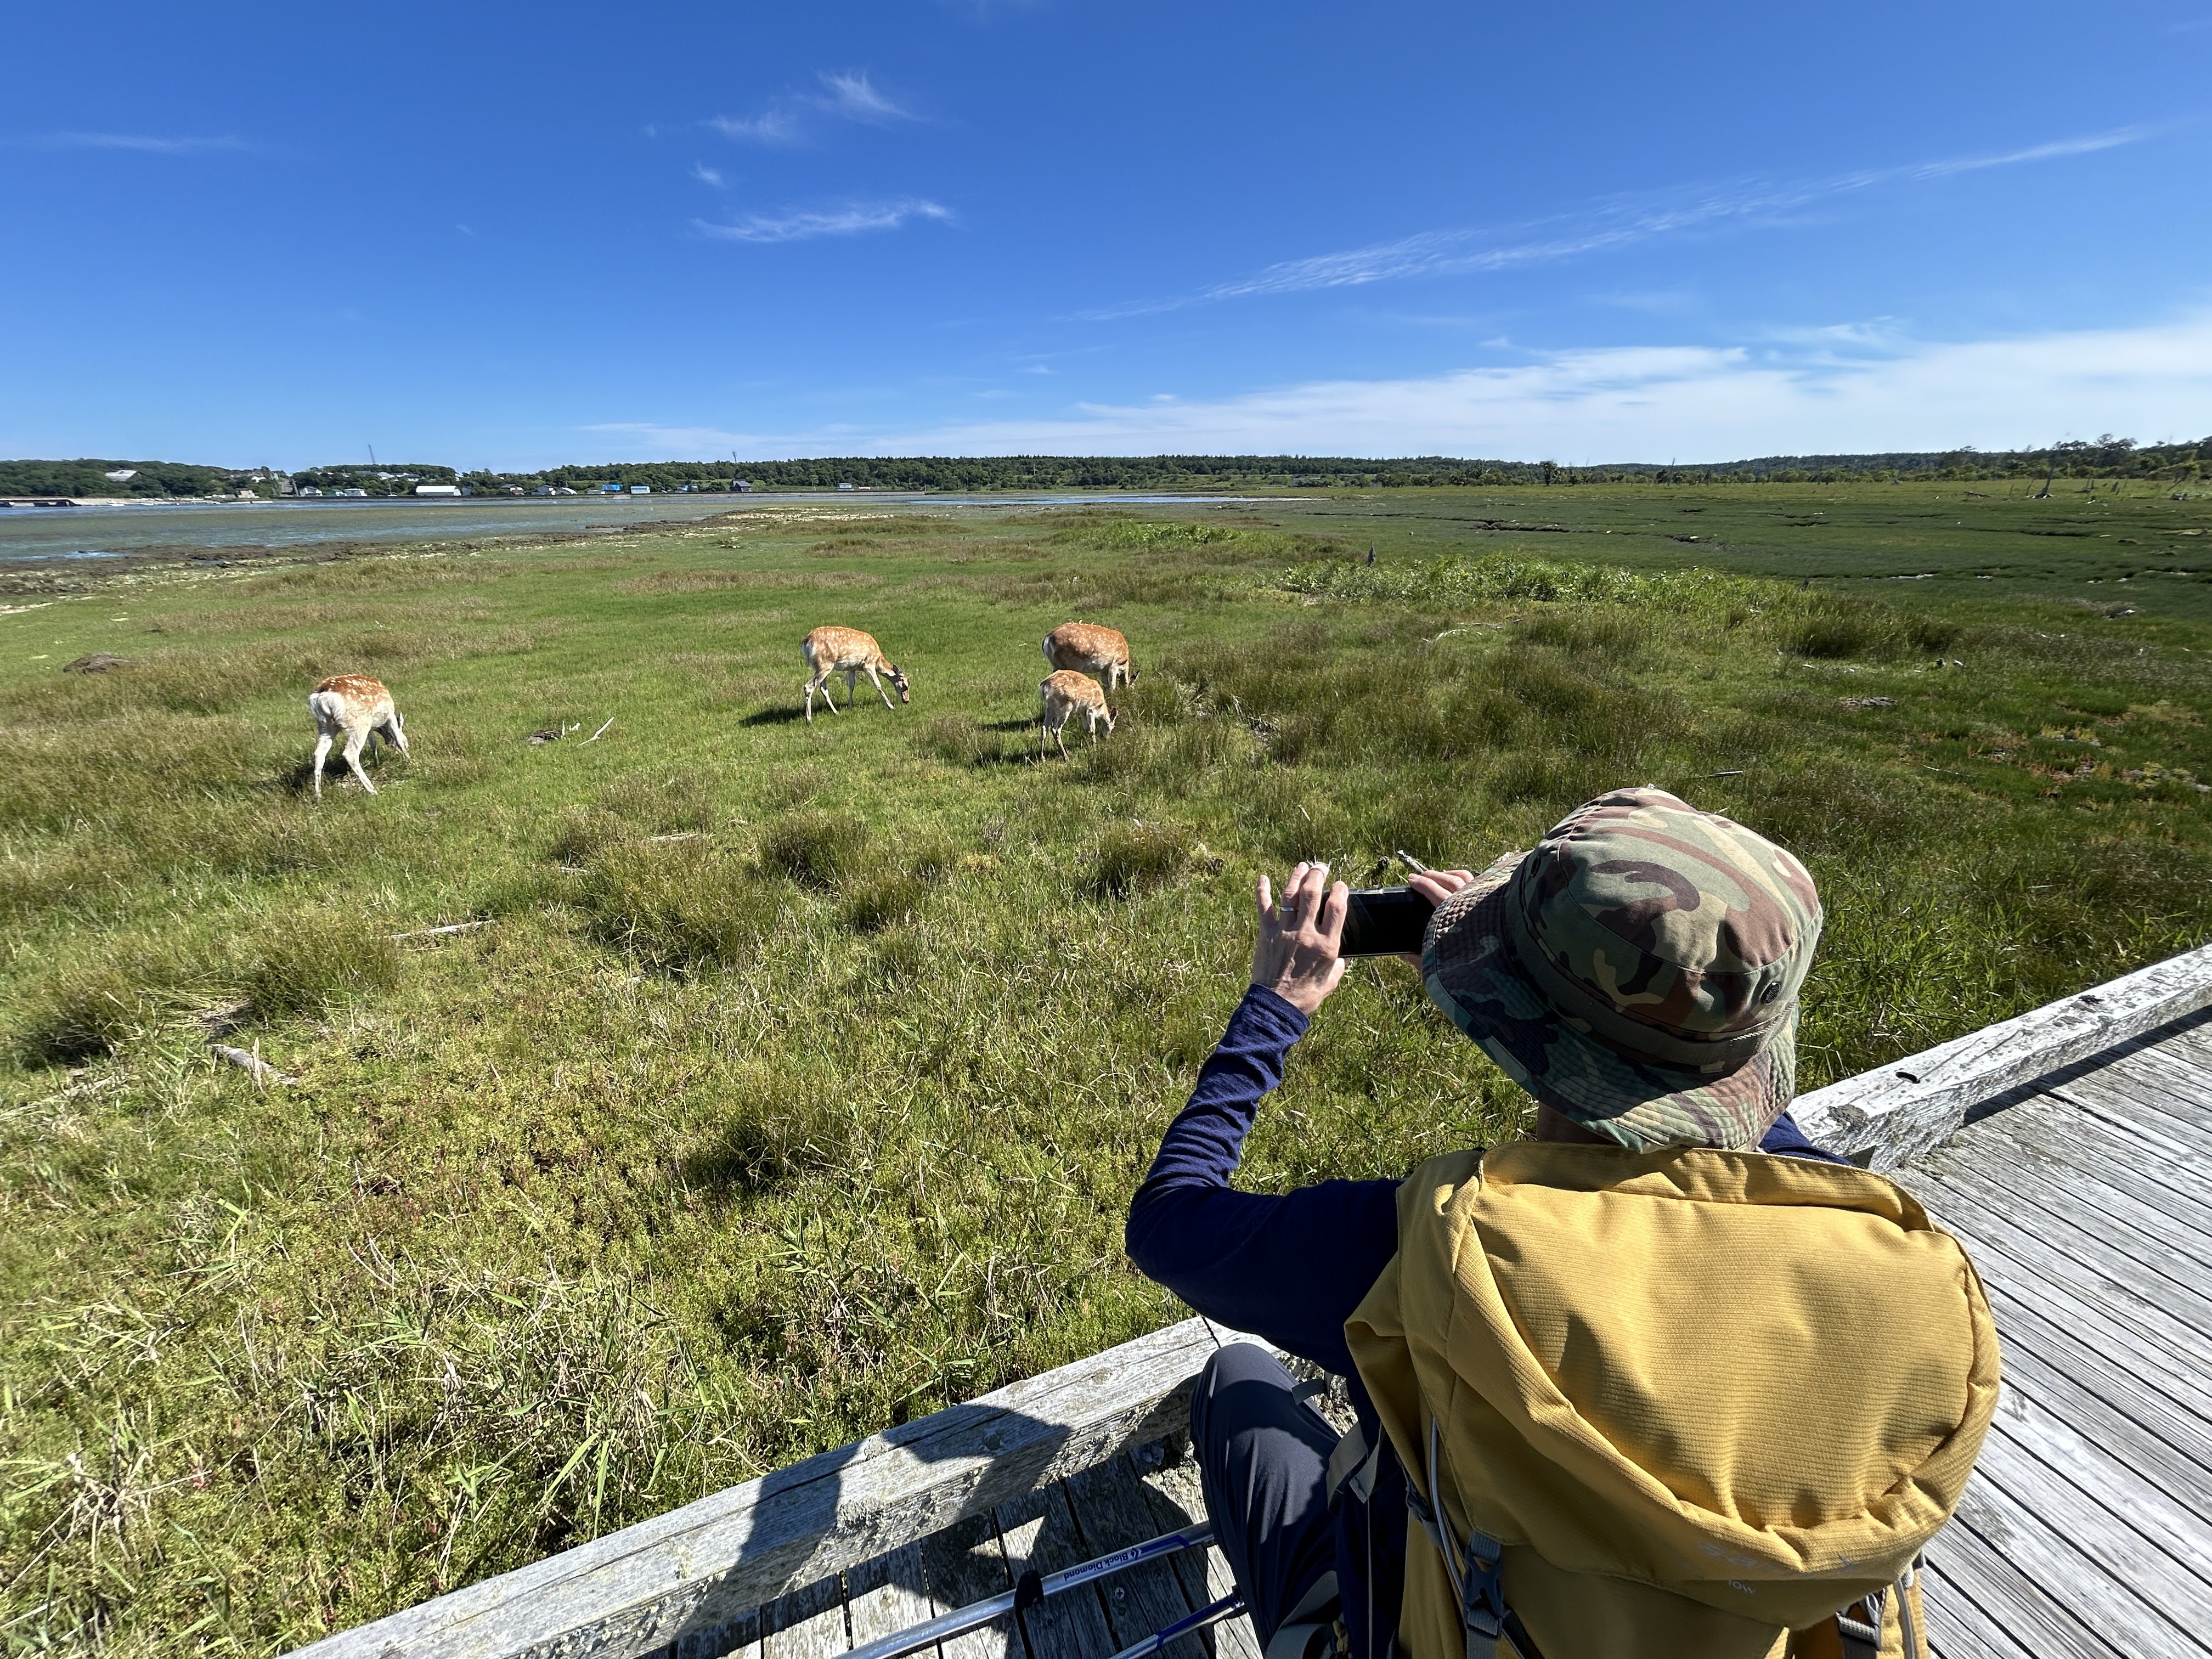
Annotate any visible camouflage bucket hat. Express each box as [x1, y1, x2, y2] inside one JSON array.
[[1421, 787, 1824, 1150]]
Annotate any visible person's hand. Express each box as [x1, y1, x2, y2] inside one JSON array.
[[1252, 862, 1349, 1015], [1395, 869, 1476, 966]]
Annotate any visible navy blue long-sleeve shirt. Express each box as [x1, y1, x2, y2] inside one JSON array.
[[1125, 984, 1851, 1657]]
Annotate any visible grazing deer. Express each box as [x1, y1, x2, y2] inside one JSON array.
[[1040, 669, 1113, 759], [307, 674, 409, 798], [802, 625, 911, 724], [1042, 623, 1136, 693]]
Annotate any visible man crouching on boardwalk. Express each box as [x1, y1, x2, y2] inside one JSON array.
[[1126, 788, 1999, 1659]]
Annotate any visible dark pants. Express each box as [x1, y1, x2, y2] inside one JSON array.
[[1189, 1343, 1342, 1650]]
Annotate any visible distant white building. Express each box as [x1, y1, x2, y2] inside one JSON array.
[[338, 488, 368, 498], [628, 484, 651, 494], [532, 484, 556, 496], [415, 483, 462, 496], [104, 469, 137, 482], [298, 486, 324, 497]]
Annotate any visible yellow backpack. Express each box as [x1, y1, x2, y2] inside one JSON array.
[[1342, 1142, 2000, 1659]]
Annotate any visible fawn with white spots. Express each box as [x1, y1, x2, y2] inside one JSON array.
[[1042, 623, 1135, 693], [802, 626, 910, 724], [308, 675, 409, 798], [1040, 669, 1113, 758]]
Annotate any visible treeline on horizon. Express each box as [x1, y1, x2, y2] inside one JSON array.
[[4, 435, 2205, 500]]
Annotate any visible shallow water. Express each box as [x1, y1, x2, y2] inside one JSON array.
[[0, 492, 1262, 565]]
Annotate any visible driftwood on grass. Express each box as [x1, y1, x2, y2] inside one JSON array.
[[210, 1043, 297, 1086], [584, 716, 615, 743], [390, 921, 495, 943]]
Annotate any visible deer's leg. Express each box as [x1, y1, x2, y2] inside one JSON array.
[[343, 727, 377, 794], [311, 731, 334, 799], [1053, 719, 1071, 760], [865, 664, 898, 711]]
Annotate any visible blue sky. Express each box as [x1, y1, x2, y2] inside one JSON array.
[[5, 0, 2210, 469]]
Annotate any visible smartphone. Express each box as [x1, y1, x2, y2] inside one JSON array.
[[1338, 887, 1433, 957]]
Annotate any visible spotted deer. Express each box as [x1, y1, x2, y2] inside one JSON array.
[[1042, 623, 1135, 693], [802, 625, 911, 724], [307, 674, 409, 798], [1040, 669, 1114, 759]]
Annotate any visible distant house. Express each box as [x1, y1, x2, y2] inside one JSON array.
[[732, 479, 755, 493], [531, 484, 556, 496], [104, 469, 137, 482], [298, 486, 324, 498], [838, 482, 855, 492], [628, 484, 651, 494], [599, 483, 624, 494], [415, 483, 462, 497], [338, 488, 369, 498]]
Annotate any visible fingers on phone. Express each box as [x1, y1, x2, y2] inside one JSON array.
[[1319, 879, 1350, 940]]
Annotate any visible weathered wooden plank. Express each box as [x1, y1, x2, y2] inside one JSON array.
[[1931, 1128, 2212, 1322], [2098, 1044, 2212, 1135], [761, 1583, 848, 1659], [1949, 1474, 2170, 1659], [1910, 1166, 2212, 1389], [1918, 1154, 2212, 1345], [1984, 1390, 2212, 1605], [2138, 1017, 2212, 1087], [847, 1545, 938, 1653], [1993, 1088, 2212, 1237], [997, 1487, 1118, 1659], [1062, 1459, 1197, 1655], [1973, 1274, 2212, 1509], [1916, 1182, 2212, 1429], [1916, 1560, 2025, 1659], [1919, 1534, 2098, 1659], [1132, 1453, 1262, 1659], [2055, 1066, 2212, 1162], [1791, 946, 2212, 1169], [916, 1514, 1014, 1659], [289, 1319, 1226, 1659]]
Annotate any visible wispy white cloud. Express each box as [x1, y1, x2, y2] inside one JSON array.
[[1085, 127, 2151, 319], [816, 71, 908, 124], [706, 70, 915, 146], [21, 131, 249, 155], [707, 109, 803, 145], [643, 311, 2212, 462], [691, 162, 727, 187], [695, 198, 954, 243]]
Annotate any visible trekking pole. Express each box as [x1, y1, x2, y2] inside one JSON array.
[[844, 1523, 1218, 1659], [1102, 1591, 1246, 1659]]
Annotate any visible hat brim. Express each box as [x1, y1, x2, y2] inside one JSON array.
[[1420, 853, 1796, 1150]]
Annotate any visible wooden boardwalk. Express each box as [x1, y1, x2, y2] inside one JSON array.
[[293, 946, 2212, 1659], [1900, 1008, 2212, 1658]]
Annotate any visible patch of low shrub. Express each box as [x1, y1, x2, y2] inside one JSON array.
[[580, 841, 782, 969], [15, 957, 185, 1063], [840, 871, 928, 934], [242, 917, 401, 1022], [1092, 821, 1195, 897], [759, 810, 867, 888]]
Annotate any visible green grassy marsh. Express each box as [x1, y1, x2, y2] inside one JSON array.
[[5, 483, 2212, 1655]]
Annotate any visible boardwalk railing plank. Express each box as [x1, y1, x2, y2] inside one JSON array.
[[1793, 945, 2212, 1169]]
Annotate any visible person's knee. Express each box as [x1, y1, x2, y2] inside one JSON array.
[[1193, 1342, 1296, 1447]]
